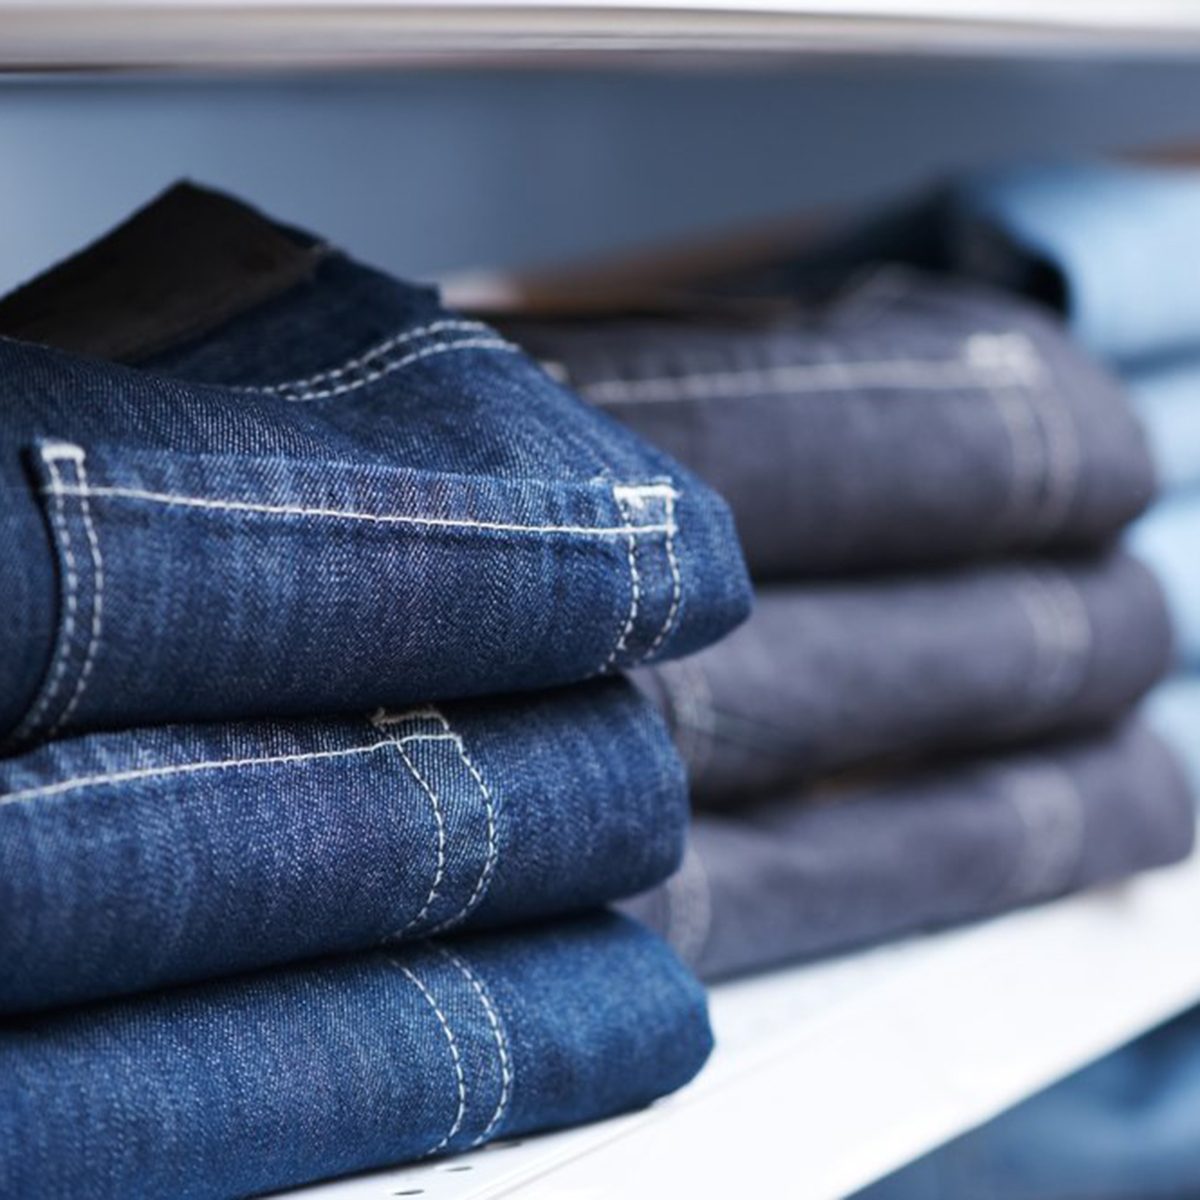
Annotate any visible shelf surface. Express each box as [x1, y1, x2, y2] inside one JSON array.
[[272, 851, 1200, 1200], [7, 1, 1200, 71]]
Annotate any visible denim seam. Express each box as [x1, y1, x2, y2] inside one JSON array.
[[424, 708, 499, 936], [257, 338, 520, 403], [14, 451, 82, 741], [241, 319, 493, 395], [644, 489, 682, 661], [578, 353, 1040, 405], [48, 452, 105, 739], [394, 962, 467, 1156], [435, 946, 513, 1146], [50, 482, 677, 539], [602, 490, 641, 673], [997, 761, 1086, 904], [0, 737, 401, 805], [383, 726, 448, 939]]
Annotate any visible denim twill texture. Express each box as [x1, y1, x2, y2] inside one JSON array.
[[622, 719, 1195, 981], [0, 677, 686, 1014], [502, 270, 1154, 578], [0, 184, 750, 744], [636, 550, 1171, 806], [0, 913, 712, 1200]]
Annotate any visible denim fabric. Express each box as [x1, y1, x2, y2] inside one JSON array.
[[0, 912, 712, 1200], [502, 271, 1154, 578], [1129, 361, 1200, 494], [622, 718, 1194, 981], [636, 550, 1170, 806], [0, 676, 685, 1015], [0, 184, 750, 744], [786, 163, 1200, 365], [1130, 496, 1200, 668], [855, 1006, 1200, 1200]]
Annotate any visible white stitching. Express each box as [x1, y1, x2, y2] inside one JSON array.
[[264, 338, 520, 403], [0, 738, 401, 805], [645, 490, 681, 660], [579, 354, 1040, 406], [425, 709, 500, 936], [394, 962, 467, 1156], [435, 946, 513, 1146], [15, 451, 82, 740], [243, 320, 493, 395], [601, 490, 640, 673], [46, 453, 105, 738], [386, 734, 447, 940], [48, 482, 678, 539]]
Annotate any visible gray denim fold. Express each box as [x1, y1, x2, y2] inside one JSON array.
[[622, 719, 1194, 981], [502, 270, 1155, 579], [635, 549, 1171, 807]]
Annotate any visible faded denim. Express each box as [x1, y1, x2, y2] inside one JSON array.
[[636, 550, 1170, 806], [0, 183, 750, 744], [0, 677, 685, 1015], [855, 1006, 1200, 1200], [0, 912, 712, 1200], [623, 718, 1194, 981], [503, 271, 1154, 578]]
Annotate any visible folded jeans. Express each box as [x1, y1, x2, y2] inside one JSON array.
[[0, 913, 712, 1200]]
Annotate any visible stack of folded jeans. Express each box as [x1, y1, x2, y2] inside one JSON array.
[[771, 161, 1200, 1200], [0, 184, 753, 1199], [503, 262, 1195, 982]]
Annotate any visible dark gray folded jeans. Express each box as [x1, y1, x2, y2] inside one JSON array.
[[636, 550, 1171, 807], [622, 719, 1194, 981], [501, 271, 1154, 579]]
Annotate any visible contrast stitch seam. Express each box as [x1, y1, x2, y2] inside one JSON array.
[[0, 739, 401, 805], [601, 490, 640, 674], [263, 338, 520, 402], [435, 946, 513, 1146], [385, 732, 447, 939], [644, 489, 681, 661], [242, 319, 493, 394], [47, 453, 105, 738], [15, 450, 82, 740], [48, 483, 677, 539], [394, 962, 467, 1156], [579, 355, 1038, 405], [426, 709, 500, 936]]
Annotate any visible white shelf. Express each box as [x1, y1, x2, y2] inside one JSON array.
[[275, 851, 1200, 1200], [7, 1, 1200, 71]]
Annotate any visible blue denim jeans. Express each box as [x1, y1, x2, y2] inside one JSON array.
[[0, 676, 686, 1015], [636, 550, 1170, 806], [855, 1005, 1200, 1200], [0, 183, 750, 744], [503, 270, 1153, 579], [623, 715, 1195, 980], [0, 912, 712, 1200], [1131, 496, 1200, 669]]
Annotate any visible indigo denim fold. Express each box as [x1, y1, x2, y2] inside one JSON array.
[[503, 272, 1153, 578], [622, 718, 1194, 981], [0, 912, 712, 1200], [636, 550, 1170, 806], [0, 184, 750, 744], [854, 1005, 1200, 1200], [0, 677, 685, 1015]]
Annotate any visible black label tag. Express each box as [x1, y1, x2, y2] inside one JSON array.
[[0, 181, 323, 362]]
